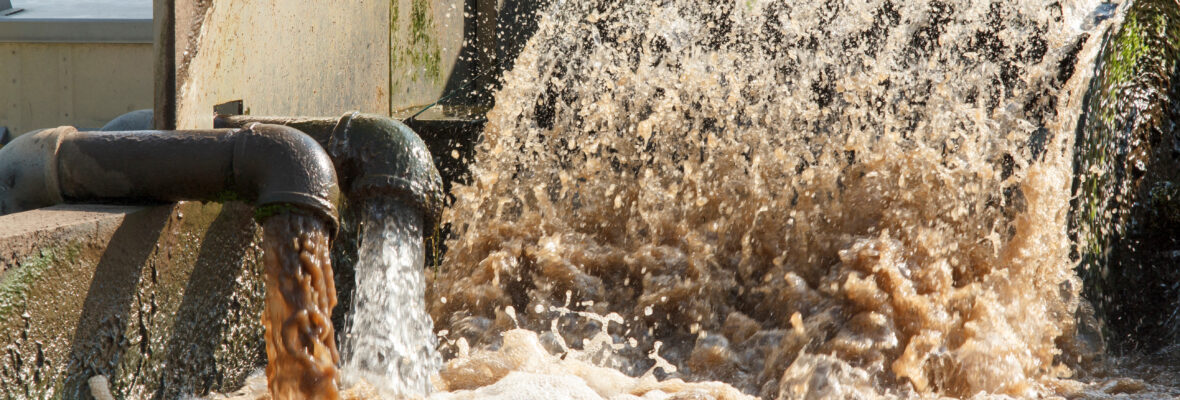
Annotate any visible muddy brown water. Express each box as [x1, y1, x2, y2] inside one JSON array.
[[426, 0, 1178, 398], [225, 0, 1180, 399], [262, 213, 340, 399]]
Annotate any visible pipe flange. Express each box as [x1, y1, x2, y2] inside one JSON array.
[[237, 123, 342, 234]]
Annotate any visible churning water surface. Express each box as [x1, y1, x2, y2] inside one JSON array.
[[221, 0, 1180, 398], [428, 0, 1179, 398]]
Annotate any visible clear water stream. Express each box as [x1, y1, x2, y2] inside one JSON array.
[[340, 202, 443, 398]]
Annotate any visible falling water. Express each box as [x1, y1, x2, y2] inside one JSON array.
[[428, 0, 1177, 398], [340, 201, 442, 398], [261, 213, 340, 399], [220, 0, 1180, 398]]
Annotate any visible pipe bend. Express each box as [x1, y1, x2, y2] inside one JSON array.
[[0, 127, 67, 215], [212, 112, 445, 232], [234, 123, 341, 231], [329, 112, 444, 233]]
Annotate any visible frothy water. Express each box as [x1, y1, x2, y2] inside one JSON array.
[[211, 0, 1180, 398], [340, 202, 443, 397], [429, 0, 1140, 398]]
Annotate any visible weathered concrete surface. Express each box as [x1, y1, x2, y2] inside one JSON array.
[[0, 103, 488, 400], [0, 43, 153, 135], [174, 0, 391, 129], [390, 0, 465, 112], [0, 202, 268, 399], [164, 0, 534, 127]]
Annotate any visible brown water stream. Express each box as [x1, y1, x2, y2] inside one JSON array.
[[262, 213, 341, 399]]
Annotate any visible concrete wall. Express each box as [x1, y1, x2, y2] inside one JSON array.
[[0, 118, 485, 399], [0, 0, 513, 397], [173, 0, 392, 129], [170, 0, 468, 129], [0, 0, 523, 134], [0, 42, 153, 135], [390, 0, 465, 113], [0, 203, 267, 398]]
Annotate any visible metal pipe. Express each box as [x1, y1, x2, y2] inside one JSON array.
[[0, 123, 340, 231], [100, 109, 155, 131], [215, 112, 444, 232]]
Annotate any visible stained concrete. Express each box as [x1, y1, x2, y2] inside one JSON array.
[[172, 0, 392, 129], [389, 0, 465, 112], [163, 0, 528, 128], [0, 1, 521, 398], [0, 202, 268, 399], [0, 101, 488, 400]]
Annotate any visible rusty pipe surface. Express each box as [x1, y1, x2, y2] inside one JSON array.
[[216, 112, 444, 232], [0, 124, 340, 231]]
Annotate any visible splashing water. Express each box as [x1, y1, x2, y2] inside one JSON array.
[[427, 0, 1158, 398], [215, 0, 1180, 399], [341, 201, 442, 397]]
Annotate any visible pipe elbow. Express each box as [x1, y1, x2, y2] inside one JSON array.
[[235, 124, 341, 232], [329, 112, 444, 232], [0, 127, 68, 215]]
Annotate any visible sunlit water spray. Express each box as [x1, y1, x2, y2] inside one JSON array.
[[218, 0, 1180, 398], [340, 202, 443, 397], [427, 0, 1165, 398]]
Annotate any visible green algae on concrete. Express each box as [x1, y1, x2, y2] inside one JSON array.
[[0, 198, 370, 399], [0, 246, 80, 322], [409, 0, 443, 81], [389, 0, 442, 88], [0, 244, 82, 398], [1072, 0, 1180, 350], [0, 202, 269, 399], [389, 0, 464, 112]]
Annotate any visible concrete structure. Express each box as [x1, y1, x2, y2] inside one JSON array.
[[0, 0, 153, 135], [169, 0, 394, 129], [0, 203, 267, 398], [163, 0, 472, 129], [0, 122, 482, 398]]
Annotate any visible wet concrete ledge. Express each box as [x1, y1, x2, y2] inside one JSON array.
[[0, 202, 268, 399]]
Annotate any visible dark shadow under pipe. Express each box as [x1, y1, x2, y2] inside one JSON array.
[[0, 124, 340, 231]]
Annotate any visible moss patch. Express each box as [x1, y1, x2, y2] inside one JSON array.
[[253, 203, 299, 222], [0, 245, 80, 321], [390, 0, 444, 105]]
